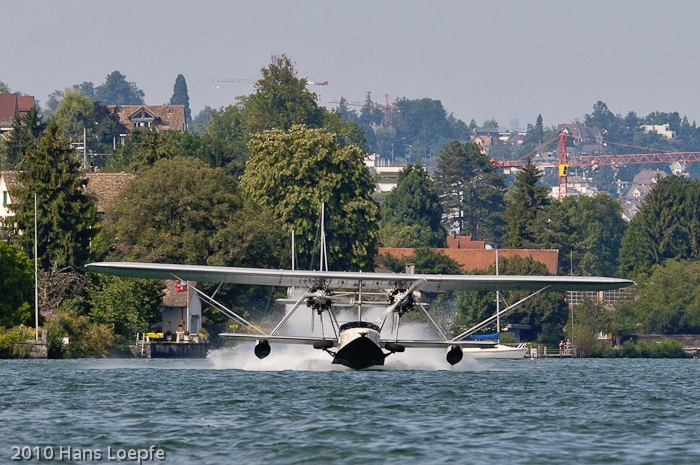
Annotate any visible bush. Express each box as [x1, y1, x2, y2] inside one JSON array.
[[620, 339, 689, 358]]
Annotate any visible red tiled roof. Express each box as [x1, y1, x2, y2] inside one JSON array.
[[16, 95, 35, 112], [378, 248, 560, 275], [446, 235, 485, 249], [0, 94, 19, 125]]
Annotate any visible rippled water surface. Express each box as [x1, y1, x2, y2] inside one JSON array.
[[2, 349, 699, 464]]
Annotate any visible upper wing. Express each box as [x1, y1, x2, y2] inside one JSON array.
[[86, 262, 634, 292]]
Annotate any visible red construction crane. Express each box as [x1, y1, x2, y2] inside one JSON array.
[[329, 95, 399, 127], [492, 133, 700, 201]]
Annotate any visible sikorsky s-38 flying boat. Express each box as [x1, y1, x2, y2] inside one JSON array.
[[86, 262, 633, 369]]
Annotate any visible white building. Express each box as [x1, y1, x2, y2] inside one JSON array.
[[641, 124, 675, 139]]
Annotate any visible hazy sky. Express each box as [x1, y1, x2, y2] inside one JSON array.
[[4, 1, 700, 129]]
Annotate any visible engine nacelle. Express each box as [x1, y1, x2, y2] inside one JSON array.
[[384, 342, 406, 353], [313, 340, 334, 350], [254, 339, 271, 359], [446, 345, 463, 365]]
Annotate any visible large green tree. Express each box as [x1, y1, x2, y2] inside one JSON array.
[[9, 122, 97, 270], [502, 157, 550, 248], [245, 54, 323, 133], [169, 74, 191, 122], [615, 260, 700, 334], [87, 274, 163, 341], [380, 163, 446, 247], [0, 242, 33, 328], [618, 175, 700, 277], [433, 141, 506, 241], [97, 156, 283, 268], [241, 125, 379, 271], [94, 71, 145, 105]]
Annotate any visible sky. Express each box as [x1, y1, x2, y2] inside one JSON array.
[[3, 0, 700, 130]]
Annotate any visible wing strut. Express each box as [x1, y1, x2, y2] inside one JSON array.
[[179, 277, 267, 336], [270, 292, 307, 336], [416, 301, 447, 341], [451, 285, 551, 341]]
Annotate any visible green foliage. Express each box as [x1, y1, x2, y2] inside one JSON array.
[[242, 125, 379, 271], [380, 164, 446, 247], [9, 122, 98, 270], [50, 89, 95, 144], [450, 256, 567, 342], [617, 339, 689, 358], [0, 105, 45, 170], [619, 176, 700, 277], [433, 141, 506, 240], [0, 325, 36, 358], [94, 71, 145, 105], [246, 54, 323, 133], [169, 74, 191, 122], [502, 157, 550, 248], [0, 243, 33, 328], [128, 127, 174, 172], [53, 305, 114, 357], [615, 260, 700, 334], [87, 274, 163, 341], [0, 80, 10, 93], [191, 106, 214, 134], [98, 156, 283, 268], [50, 89, 125, 156], [377, 247, 461, 275], [202, 103, 251, 177]]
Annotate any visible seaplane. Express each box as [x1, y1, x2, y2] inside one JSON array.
[[86, 262, 633, 369]]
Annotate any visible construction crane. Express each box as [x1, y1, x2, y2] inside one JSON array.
[[328, 94, 399, 127], [492, 133, 700, 201]]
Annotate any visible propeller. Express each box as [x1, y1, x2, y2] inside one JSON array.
[[379, 278, 426, 331]]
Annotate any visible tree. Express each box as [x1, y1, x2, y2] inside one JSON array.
[[94, 71, 145, 105], [618, 175, 700, 277], [1, 105, 46, 169], [97, 156, 283, 268], [87, 274, 163, 341], [433, 141, 506, 241], [451, 256, 567, 343], [191, 106, 214, 133], [615, 260, 700, 334], [241, 125, 379, 271], [0, 80, 10, 93], [380, 163, 446, 247], [169, 74, 191, 122], [245, 54, 323, 133], [50, 88, 95, 145], [502, 157, 550, 248], [9, 122, 97, 270], [202, 103, 251, 177], [0, 242, 33, 328], [128, 127, 174, 172]]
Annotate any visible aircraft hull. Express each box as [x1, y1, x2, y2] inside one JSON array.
[[332, 324, 385, 369]]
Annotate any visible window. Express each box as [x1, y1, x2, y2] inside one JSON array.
[[2, 191, 8, 206], [162, 121, 169, 127]]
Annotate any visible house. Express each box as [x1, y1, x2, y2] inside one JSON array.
[[556, 124, 603, 144], [470, 134, 493, 154], [108, 104, 187, 135], [0, 171, 18, 225], [641, 124, 675, 139], [0, 93, 35, 134], [0, 171, 133, 224], [620, 170, 667, 220], [378, 245, 559, 275], [549, 175, 599, 199], [159, 280, 203, 336]]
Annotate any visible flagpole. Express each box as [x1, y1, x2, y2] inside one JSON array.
[[34, 193, 38, 341]]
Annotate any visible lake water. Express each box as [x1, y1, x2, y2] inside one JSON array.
[[2, 346, 699, 464]]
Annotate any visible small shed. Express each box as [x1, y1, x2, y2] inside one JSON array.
[[160, 280, 203, 335]]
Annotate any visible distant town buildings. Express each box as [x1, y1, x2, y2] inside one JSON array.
[[620, 169, 667, 221], [108, 104, 187, 136], [641, 123, 675, 139]]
